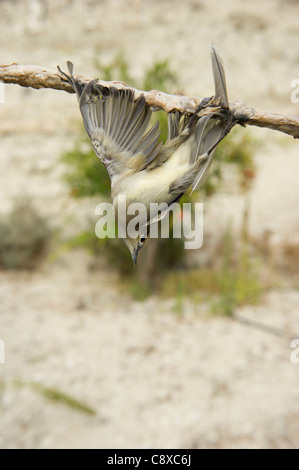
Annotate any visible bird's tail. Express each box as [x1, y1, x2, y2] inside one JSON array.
[[190, 46, 231, 192], [211, 44, 229, 109]]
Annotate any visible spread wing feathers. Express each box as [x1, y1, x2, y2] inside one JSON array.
[[211, 45, 229, 108], [167, 112, 191, 141], [145, 112, 192, 171], [190, 113, 227, 192], [59, 61, 162, 181]]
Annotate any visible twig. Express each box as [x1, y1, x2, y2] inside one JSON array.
[[1, 63, 299, 138], [232, 313, 283, 337]]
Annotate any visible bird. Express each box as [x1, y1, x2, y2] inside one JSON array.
[[58, 46, 234, 265]]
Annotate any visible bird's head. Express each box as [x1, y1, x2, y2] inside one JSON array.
[[123, 233, 148, 265]]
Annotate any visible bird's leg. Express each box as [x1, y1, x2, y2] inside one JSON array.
[[194, 95, 214, 114], [187, 95, 214, 129], [207, 113, 237, 155], [57, 65, 71, 83]]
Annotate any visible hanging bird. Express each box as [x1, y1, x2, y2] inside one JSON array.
[[58, 46, 234, 264]]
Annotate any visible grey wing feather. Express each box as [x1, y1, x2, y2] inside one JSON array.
[[167, 112, 191, 141], [59, 62, 161, 181], [140, 112, 190, 171], [168, 112, 181, 141], [190, 113, 227, 192], [211, 45, 229, 108]]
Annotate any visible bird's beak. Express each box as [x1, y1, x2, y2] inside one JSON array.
[[131, 249, 138, 266]]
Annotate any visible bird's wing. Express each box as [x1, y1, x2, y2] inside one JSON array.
[[59, 62, 162, 183], [152, 45, 229, 179], [144, 192, 184, 227], [167, 112, 191, 141], [190, 113, 226, 191], [145, 111, 192, 170]]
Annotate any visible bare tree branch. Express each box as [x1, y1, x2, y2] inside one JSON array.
[[1, 63, 299, 139]]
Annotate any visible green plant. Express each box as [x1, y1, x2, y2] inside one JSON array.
[[9, 379, 96, 416], [160, 212, 262, 315], [143, 59, 177, 92], [209, 221, 262, 316], [200, 126, 258, 197], [173, 281, 184, 316], [61, 137, 111, 199], [0, 198, 51, 270], [94, 51, 134, 85]]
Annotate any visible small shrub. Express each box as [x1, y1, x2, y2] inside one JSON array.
[[199, 126, 258, 197], [0, 198, 51, 270], [61, 137, 111, 199], [143, 59, 178, 92], [94, 51, 134, 85], [161, 225, 262, 315]]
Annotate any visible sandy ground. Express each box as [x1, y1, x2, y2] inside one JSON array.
[[0, 0, 299, 449]]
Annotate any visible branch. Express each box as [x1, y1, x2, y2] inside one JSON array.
[[1, 63, 299, 139]]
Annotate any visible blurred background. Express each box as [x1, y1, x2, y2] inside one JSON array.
[[0, 0, 299, 449]]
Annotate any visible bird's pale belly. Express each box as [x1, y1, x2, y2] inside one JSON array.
[[112, 141, 190, 207]]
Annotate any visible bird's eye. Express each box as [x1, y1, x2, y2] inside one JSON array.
[[140, 235, 147, 244]]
